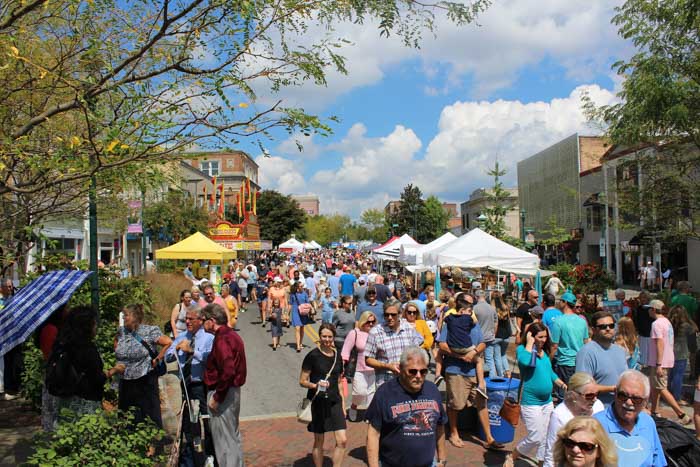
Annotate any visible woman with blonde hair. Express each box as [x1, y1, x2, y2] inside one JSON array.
[[220, 284, 239, 328], [552, 416, 617, 467], [340, 311, 377, 422], [543, 372, 605, 467], [614, 316, 640, 370], [492, 290, 512, 377]]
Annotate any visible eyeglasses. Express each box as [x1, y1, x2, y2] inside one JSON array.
[[574, 305, 584, 309], [384, 312, 399, 318], [562, 438, 598, 453], [406, 310, 418, 315], [343, 301, 352, 305], [595, 323, 615, 330], [366, 320, 376, 325], [575, 391, 598, 401], [406, 368, 429, 376], [615, 390, 645, 405]]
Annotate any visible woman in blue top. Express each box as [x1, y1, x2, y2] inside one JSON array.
[[290, 281, 314, 352], [508, 322, 566, 467]]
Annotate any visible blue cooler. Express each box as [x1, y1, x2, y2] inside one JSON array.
[[477, 376, 520, 444]]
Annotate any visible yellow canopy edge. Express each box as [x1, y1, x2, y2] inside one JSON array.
[[155, 231, 236, 261]]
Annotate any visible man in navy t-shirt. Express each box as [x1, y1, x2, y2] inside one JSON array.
[[366, 346, 447, 467]]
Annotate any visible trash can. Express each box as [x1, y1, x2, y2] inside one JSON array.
[[477, 376, 520, 444]]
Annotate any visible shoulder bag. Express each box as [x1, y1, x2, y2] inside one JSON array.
[[297, 350, 338, 424], [343, 330, 358, 380], [131, 330, 167, 377], [498, 371, 523, 426]]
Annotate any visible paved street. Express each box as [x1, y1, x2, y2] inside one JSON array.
[[238, 302, 322, 418]]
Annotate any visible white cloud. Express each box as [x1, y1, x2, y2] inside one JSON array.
[[256, 84, 619, 218], [246, 0, 628, 110], [276, 132, 321, 159], [254, 155, 306, 195], [420, 84, 618, 193]]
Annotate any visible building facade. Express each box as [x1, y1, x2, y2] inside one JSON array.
[[460, 188, 520, 238], [291, 195, 320, 216], [185, 150, 260, 208], [517, 134, 609, 243]]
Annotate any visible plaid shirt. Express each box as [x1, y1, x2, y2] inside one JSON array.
[[364, 320, 423, 387]]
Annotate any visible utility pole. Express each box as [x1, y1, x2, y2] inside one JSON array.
[[88, 173, 100, 319], [141, 188, 147, 275]]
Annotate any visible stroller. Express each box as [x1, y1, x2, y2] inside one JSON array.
[[652, 415, 700, 467]]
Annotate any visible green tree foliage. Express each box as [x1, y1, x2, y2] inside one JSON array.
[[27, 409, 165, 466], [389, 183, 426, 241], [423, 195, 449, 241], [257, 190, 307, 247], [303, 214, 352, 246], [482, 162, 514, 240], [584, 0, 700, 242], [143, 191, 209, 242], [360, 208, 388, 242], [0, 0, 490, 272]]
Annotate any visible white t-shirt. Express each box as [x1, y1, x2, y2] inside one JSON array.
[[543, 399, 605, 467]]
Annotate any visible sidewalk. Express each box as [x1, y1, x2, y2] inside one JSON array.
[[240, 412, 527, 467]]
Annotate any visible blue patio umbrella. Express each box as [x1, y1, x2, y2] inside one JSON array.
[[534, 270, 542, 305], [434, 266, 441, 297], [0, 270, 92, 358]]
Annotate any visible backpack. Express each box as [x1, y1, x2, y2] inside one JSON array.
[[45, 343, 84, 397]]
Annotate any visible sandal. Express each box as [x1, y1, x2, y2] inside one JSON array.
[[679, 413, 693, 425], [485, 440, 505, 450]]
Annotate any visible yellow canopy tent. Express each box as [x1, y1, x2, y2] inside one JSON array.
[[155, 232, 236, 261]]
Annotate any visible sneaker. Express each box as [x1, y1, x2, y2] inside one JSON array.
[[434, 376, 444, 387], [679, 413, 693, 425], [4, 393, 20, 401]]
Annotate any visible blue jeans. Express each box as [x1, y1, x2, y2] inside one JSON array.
[[484, 340, 496, 377], [492, 338, 509, 377], [669, 359, 687, 401], [322, 310, 334, 324]]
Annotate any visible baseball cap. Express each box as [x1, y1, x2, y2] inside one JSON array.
[[529, 305, 544, 316], [472, 281, 482, 290], [561, 290, 577, 305]]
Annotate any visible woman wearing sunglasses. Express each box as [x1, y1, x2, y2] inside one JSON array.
[[403, 303, 434, 353], [552, 416, 617, 467], [543, 372, 605, 467], [341, 311, 377, 422]]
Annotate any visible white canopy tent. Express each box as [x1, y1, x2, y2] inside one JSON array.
[[304, 241, 321, 250], [423, 228, 544, 276], [372, 234, 420, 260], [399, 232, 458, 265], [278, 238, 305, 252], [310, 240, 323, 249]]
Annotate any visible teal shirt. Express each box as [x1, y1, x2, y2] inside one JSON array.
[[551, 314, 589, 367], [516, 345, 558, 406]]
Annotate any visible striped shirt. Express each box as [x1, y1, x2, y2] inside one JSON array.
[[364, 320, 423, 387]]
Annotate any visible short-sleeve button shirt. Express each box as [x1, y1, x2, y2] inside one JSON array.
[[364, 320, 423, 387]]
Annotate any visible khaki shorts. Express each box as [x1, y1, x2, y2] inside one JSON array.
[[445, 374, 486, 411], [650, 367, 668, 390]]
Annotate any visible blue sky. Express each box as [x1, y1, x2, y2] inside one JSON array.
[[242, 0, 631, 219]]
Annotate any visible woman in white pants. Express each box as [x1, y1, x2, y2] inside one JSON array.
[[507, 322, 566, 466]]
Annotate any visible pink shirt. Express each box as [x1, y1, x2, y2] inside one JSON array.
[[649, 316, 675, 368], [200, 296, 227, 310], [341, 328, 370, 372]]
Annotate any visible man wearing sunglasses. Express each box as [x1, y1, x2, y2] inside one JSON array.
[[574, 311, 627, 406], [366, 346, 447, 467], [594, 369, 666, 466]]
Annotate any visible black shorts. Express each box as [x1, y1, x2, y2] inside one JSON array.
[[307, 397, 346, 434]]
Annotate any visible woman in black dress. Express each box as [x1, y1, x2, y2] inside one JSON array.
[[299, 323, 346, 467]]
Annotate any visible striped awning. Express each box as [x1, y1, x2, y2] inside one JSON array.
[[0, 270, 92, 357]]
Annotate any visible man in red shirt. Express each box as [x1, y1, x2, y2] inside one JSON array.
[[203, 304, 247, 467]]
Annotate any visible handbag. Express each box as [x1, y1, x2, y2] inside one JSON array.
[[343, 330, 358, 379], [297, 350, 338, 424], [131, 330, 167, 377], [498, 372, 523, 426]]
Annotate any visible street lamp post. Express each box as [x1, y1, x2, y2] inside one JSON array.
[[477, 213, 487, 230], [520, 209, 526, 242]]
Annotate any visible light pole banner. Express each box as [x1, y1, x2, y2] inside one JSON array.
[[127, 200, 143, 234]]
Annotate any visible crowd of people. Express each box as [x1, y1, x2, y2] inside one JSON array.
[[1, 246, 699, 467]]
